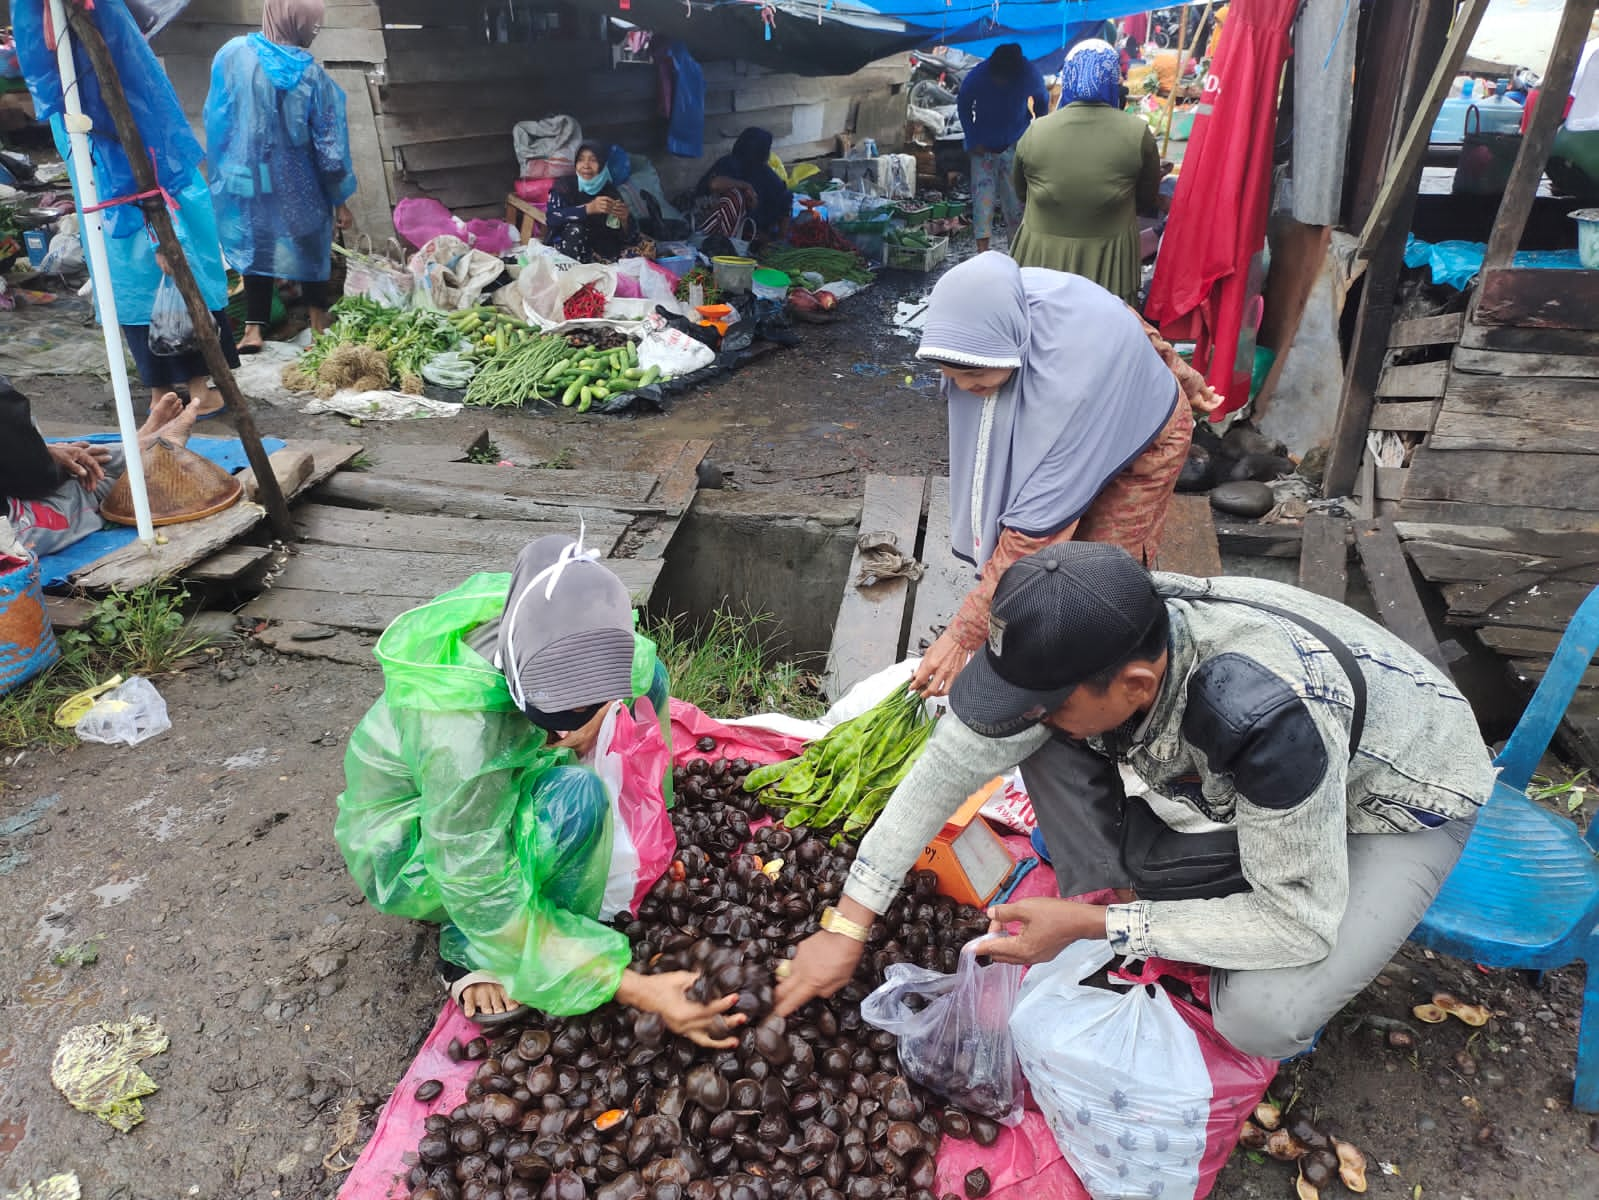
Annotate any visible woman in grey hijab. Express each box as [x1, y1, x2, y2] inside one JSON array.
[[908, 252, 1196, 696]]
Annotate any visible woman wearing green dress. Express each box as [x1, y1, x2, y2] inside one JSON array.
[[1010, 39, 1160, 302]]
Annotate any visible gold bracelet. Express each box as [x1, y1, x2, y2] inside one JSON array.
[[819, 905, 871, 943]]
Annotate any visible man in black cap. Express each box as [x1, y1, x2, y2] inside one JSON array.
[[774, 543, 1493, 1058]]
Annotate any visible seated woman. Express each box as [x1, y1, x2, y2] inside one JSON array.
[[545, 144, 643, 264], [336, 534, 743, 1047], [692, 127, 791, 244], [1, 379, 206, 557]]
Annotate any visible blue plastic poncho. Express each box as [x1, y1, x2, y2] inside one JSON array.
[[12, 0, 204, 240], [51, 119, 229, 322], [335, 573, 672, 1017], [203, 33, 356, 282]]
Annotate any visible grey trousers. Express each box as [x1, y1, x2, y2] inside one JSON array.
[[1020, 734, 1474, 1060]]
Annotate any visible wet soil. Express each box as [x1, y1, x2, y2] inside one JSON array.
[[4, 263, 1597, 1199]]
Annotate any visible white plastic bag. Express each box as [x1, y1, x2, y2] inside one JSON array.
[[74, 676, 171, 746], [861, 941, 1027, 1125], [636, 322, 715, 377], [146, 276, 200, 356], [1009, 942, 1218, 1200]]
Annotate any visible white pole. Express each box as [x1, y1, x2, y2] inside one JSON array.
[[48, 0, 155, 545]]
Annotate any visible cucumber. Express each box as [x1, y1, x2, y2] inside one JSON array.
[[638, 365, 661, 386], [562, 377, 586, 407]]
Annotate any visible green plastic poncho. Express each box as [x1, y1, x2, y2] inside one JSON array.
[[335, 572, 670, 1016]]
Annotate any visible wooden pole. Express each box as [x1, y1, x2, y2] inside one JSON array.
[[1159, 5, 1192, 160], [1479, 0, 1598, 273], [1354, 0, 1492, 258], [63, 1, 295, 540]]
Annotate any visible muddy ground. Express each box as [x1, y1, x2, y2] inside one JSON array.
[[3, 267, 1597, 1199]]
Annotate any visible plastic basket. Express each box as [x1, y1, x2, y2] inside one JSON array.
[[0, 557, 59, 696], [656, 254, 696, 279], [885, 235, 949, 272], [895, 204, 933, 227]]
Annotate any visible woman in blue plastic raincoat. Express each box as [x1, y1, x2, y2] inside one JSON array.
[[336, 535, 746, 1047], [203, 0, 356, 351]]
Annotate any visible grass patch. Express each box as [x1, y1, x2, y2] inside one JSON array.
[[0, 584, 212, 753], [466, 439, 502, 465], [646, 609, 825, 721], [536, 447, 576, 470]]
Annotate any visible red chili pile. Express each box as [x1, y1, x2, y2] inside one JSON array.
[[564, 283, 607, 322]]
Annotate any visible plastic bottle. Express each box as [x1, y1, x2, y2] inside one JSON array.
[[1462, 78, 1474, 100]]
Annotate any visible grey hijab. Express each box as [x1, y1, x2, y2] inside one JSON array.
[[916, 253, 1178, 567]]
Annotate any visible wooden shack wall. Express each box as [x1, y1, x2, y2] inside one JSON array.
[[152, 0, 907, 241]]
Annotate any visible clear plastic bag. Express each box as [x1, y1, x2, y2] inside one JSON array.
[[146, 276, 199, 356], [75, 676, 171, 746], [861, 939, 1027, 1125]]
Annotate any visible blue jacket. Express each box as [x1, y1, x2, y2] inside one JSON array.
[[958, 60, 1051, 153], [204, 34, 356, 282]]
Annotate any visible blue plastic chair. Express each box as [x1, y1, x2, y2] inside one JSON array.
[[1409, 585, 1599, 1112]]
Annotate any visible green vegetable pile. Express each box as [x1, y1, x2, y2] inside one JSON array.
[[886, 228, 934, 250], [743, 686, 934, 839], [465, 333, 660, 411], [674, 266, 722, 305], [298, 297, 461, 391], [758, 246, 873, 286]]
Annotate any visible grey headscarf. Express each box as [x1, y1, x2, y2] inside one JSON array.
[[493, 534, 636, 720], [916, 253, 1178, 567]]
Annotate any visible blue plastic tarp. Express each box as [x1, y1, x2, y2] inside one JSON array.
[[905, 0, 1204, 58], [1405, 235, 1587, 290]]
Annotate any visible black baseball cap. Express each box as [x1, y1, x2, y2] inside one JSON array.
[[950, 543, 1167, 737]]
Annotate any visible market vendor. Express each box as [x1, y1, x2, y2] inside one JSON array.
[[775, 542, 1493, 1060], [335, 535, 743, 1046], [691, 127, 791, 244], [545, 144, 647, 264], [907, 252, 1218, 698], [1, 378, 206, 556]]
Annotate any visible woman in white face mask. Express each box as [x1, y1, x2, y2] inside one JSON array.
[[335, 534, 743, 1047]]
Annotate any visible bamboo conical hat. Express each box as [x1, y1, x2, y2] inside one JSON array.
[[101, 438, 243, 527]]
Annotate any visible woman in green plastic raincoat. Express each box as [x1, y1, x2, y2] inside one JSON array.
[[336, 535, 745, 1047]]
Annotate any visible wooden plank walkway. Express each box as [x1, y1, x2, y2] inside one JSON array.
[[245, 439, 708, 639], [824, 479, 1225, 701]]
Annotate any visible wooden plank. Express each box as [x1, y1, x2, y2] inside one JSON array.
[[1401, 447, 1599, 512], [645, 440, 713, 517], [1376, 360, 1449, 398], [1477, 625, 1567, 658], [907, 476, 973, 655], [824, 476, 927, 701], [154, 21, 385, 62], [1354, 0, 1491, 257], [1394, 497, 1599, 533], [1441, 563, 1599, 621], [1429, 407, 1599, 454], [345, 447, 657, 500], [327, 67, 395, 241], [1503, 658, 1599, 690], [395, 134, 517, 177], [1389, 313, 1465, 348], [1374, 467, 1408, 503], [1478, 0, 1597, 274], [1353, 519, 1452, 675], [247, 560, 663, 632], [1452, 346, 1599, 378], [45, 595, 96, 631], [1475, 269, 1599, 331], [175, 0, 381, 27], [293, 504, 628, 559], [1157, 493, 1223, 577], [1403, 539, 1546, 584], [1212, 518, 1303, 559], [1554, 688, 1599, 773], [1297, 514, 1350, 601], [1457, 322, 1599, 356], [185, 545, 274, 583], [1367, 401, 1439, 432], [1395, 522, 1599, 560], [313, 472, 667, 521], [1440, 578, 1596, 632], [69, 439, 361, 591]]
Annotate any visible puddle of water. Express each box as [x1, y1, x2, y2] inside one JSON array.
[[91, 875, 146, 907], [222, 747, 276, 771]]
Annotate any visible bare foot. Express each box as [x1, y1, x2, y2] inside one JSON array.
[[238, 325, 265, 353], [140, 396, 201, 450], [460, 980, 517, 1019], [139, 391, 183, 436]]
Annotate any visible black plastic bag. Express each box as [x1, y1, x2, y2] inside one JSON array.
[[147, 276, 202, 356]]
